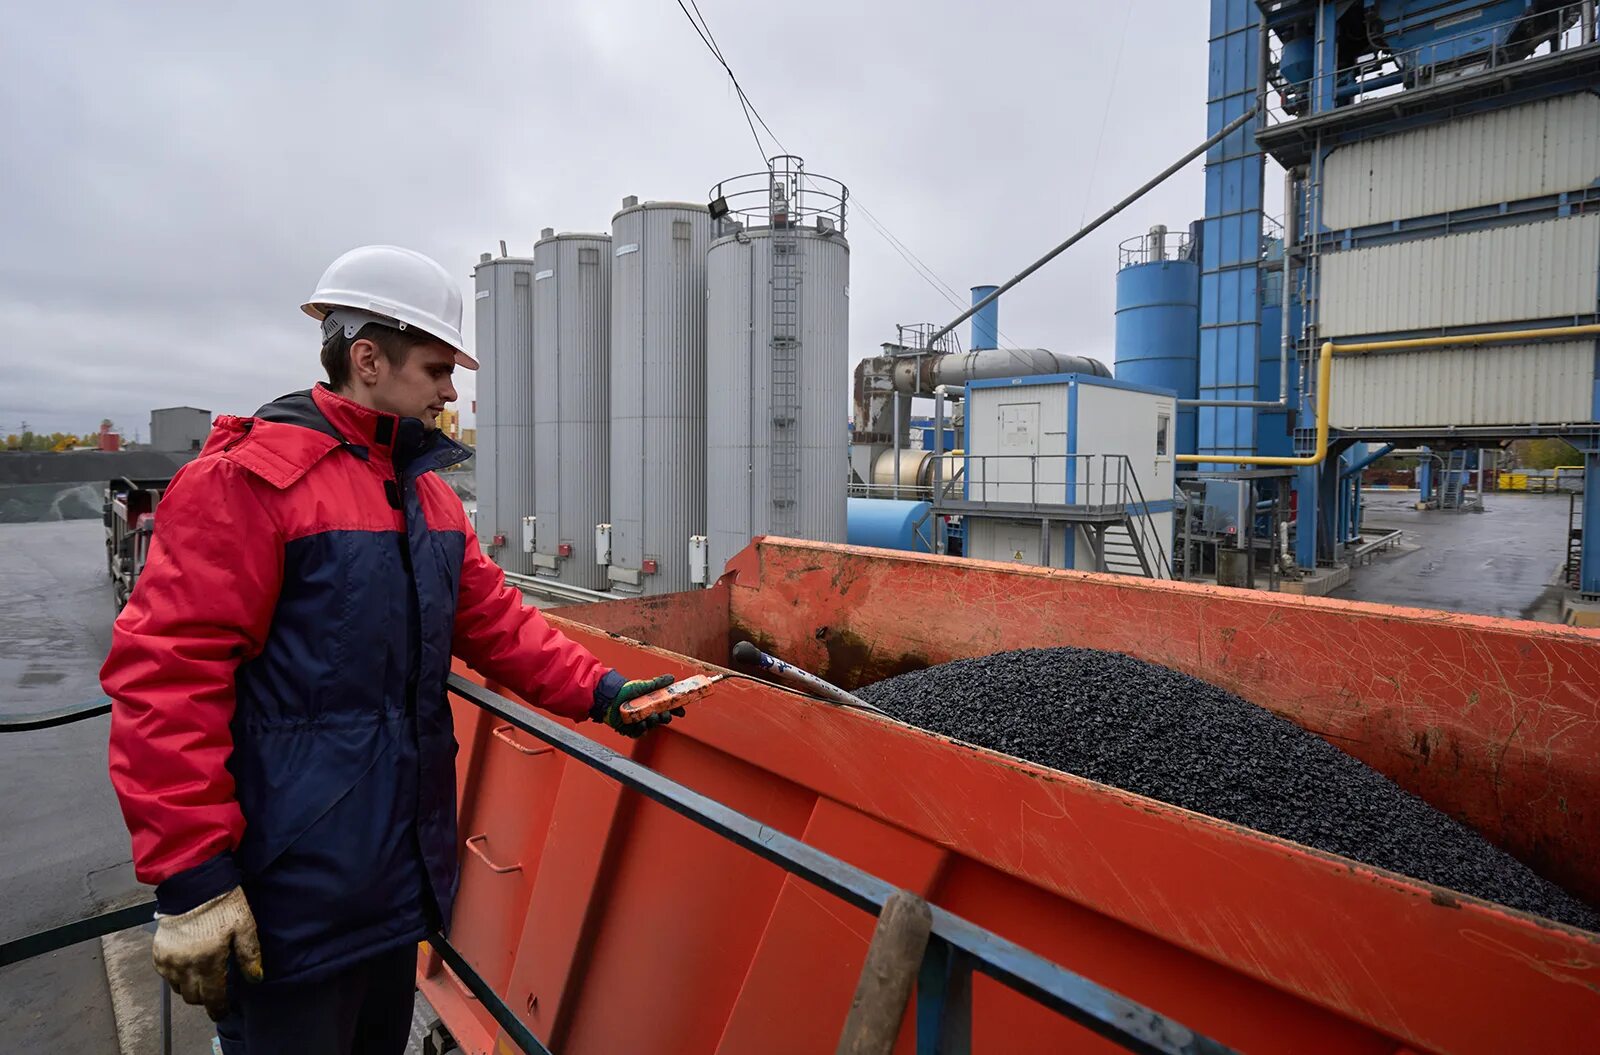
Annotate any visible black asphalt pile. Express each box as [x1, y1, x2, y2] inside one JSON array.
[[857, 647, 1600, 931]]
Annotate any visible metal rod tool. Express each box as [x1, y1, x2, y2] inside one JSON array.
[[732, 641, 890, 717]]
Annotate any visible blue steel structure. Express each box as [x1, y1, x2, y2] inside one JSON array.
[[1198, 1, 1268, 463], [1182, 0, 1600, 591], [1114, 243, 1201, 455]]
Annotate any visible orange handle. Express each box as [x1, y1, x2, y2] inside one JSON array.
[[618, 674, 722, 723]]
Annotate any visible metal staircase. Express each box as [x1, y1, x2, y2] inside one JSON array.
[[1439, 449, 1470, 510], [933, 454, 1171, 579], [768, 179, 801, 536], [1568, 493, 1584, 591]]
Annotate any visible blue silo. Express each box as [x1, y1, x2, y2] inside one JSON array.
[[1115, 229, 1200, 455]]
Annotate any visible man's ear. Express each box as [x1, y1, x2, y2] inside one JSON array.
[[350, 338, 383, 386]]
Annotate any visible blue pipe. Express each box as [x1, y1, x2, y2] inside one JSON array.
[[970, 285, 999, 351], [1341, 443, 1396, 479]]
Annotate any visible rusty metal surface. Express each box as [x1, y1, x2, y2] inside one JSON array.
[[717, 539, 1600, 907], [556, 581, 732, 662], [426, 645, 1597, 1055], [424, 539, 1600, 1053]]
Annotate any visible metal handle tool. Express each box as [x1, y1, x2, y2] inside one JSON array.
[[618, 674, 725, 723], [731, 641, 889, 717]]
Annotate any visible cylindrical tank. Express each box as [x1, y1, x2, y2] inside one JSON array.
[[705, 225, 850, 575], [871, 449, 963, 492], [472, 253, 538, 575], [608, 199, 712, 594], [1115, 249, 1200, 456], [532, 230, 611, 588], [847, 497, 934, 553]]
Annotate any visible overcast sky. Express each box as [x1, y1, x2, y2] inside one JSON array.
[[2, 1, 1230, 438]]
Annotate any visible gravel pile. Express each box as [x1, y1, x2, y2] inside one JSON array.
[[857, 647, 1599, 930]]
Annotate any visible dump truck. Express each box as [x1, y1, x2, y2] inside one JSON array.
[[102, 476, 169, 609], [424, 538, 1599, 1054]]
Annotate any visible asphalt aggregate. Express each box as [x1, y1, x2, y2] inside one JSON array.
[[857, 647, 1600, 931]]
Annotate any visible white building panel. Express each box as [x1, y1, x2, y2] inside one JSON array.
[[1323, 93, 1600, 229], [1330, 341, 1596, 429], [966, 381, 1069, 505], [1319, 214, 1600, 337]]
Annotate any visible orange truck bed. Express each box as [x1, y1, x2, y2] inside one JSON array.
[[424, 539, 1600, 1054]]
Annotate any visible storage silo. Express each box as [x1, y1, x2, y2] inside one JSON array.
[[607, 197, 712, 594], [1114, 225, 1200, 456], [531, 229, 611, 588], [472, 251, 538, 575], [705, 157, 850, 578]]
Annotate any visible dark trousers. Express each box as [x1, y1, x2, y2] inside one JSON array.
[[215, 944, 417, 1055]]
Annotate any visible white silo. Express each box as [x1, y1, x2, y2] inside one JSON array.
[[705, 157, 850, 578], [472, 251, 537, 575], [531, 228, 611, 588], [607, 197, 712, 594]]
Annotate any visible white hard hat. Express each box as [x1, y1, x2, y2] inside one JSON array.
[[302, 245, 478, 370]]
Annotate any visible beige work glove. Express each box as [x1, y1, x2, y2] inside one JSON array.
[[151, 886, 263, 1021]]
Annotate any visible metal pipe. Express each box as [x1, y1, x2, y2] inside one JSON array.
[[925, 107, 1259, 350], [1177, 324, 1600, 466], [1280, 167, 1296, 412], [894, 348, 1109, 394], [970, 285, 999, 350], [892, 395, 903, 500]]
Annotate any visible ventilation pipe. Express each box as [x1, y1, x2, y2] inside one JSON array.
[[970, 285, 999, 351]]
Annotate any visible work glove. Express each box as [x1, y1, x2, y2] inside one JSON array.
[[151, 885, 263, 1021], [590, 673, 683, 738]]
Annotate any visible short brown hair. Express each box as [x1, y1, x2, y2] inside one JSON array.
[[320, 323, 431, 389]]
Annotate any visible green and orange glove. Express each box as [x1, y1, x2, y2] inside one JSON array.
[[589, 672, 681, 738]]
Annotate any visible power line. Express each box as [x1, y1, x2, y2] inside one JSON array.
[[1080, 0, 1137, 226], [669, 0, 1027, 349], [672, 0, 771, 165]]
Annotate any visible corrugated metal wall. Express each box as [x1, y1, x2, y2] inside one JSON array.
[[705, 228, 849, 577], [472, 257, 537, 575], [1323, 93, 1600, 229], [1320, 214, 1600, 336], [532, 234, 611, 588], [1330, 341, 1596, 429], [608, 202, 710, 594]]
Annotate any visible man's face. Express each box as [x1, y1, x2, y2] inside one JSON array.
[[366, 340, 458, 428]]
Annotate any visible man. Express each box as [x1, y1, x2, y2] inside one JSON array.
[[102, 245, 678, 1053]]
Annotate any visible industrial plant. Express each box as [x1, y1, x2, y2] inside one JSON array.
[[469, 1, 1600, 628], [8, 4, 1600, 1054]]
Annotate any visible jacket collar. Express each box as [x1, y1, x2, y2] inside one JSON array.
[[311, 384, 402, 458], [230, 385, 471, 487]]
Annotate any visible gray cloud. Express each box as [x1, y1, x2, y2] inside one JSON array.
[[3, 1, 1214, 437]]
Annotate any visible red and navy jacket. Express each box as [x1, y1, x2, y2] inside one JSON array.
[[103, 384, 624, 983]]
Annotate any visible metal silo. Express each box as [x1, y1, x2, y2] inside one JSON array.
[[608, 197, 712, 594], [472, 251, 537, 575], [705, 157, 849, 578], [1114, 225, 1200, 456], [531, 228, 611, 588]]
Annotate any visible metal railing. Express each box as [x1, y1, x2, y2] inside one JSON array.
[[4, 684, 1233, 1054], [1266, 1, 1598, 123], [708, 154, 848, 234], [954, 453, 1154, 514], [1117, 228, 1194, 268]]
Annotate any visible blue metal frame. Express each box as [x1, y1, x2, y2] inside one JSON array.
[[1200, 0, 1268, 463], [446, 674, 1239, 1055]]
